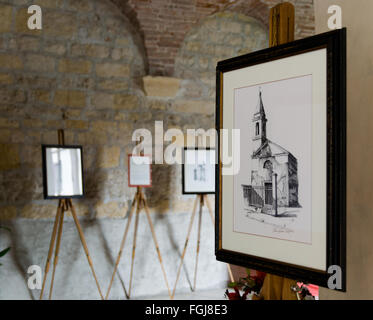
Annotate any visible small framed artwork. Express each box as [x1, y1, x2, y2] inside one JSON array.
[[182, 148, 216, 194], [128, 154, 152, 188], [216, 29, 346, 290], [42, 145, 84, 199]]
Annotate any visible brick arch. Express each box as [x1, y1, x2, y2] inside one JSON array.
[[109, 0, 270, 76], [111, 0, 314, 76], [209, 0, 270, 27]]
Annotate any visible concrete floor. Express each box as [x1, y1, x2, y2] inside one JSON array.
[[0, 210, 229, 300], [139, 288, 228, 300]]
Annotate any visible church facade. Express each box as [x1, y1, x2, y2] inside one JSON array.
[[242, 90, 300, 213]]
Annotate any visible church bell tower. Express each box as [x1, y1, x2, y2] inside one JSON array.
[[252, 88, 267, 153]]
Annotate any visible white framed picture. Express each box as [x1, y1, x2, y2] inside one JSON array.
[[182, 148, 215, 194], [128, 154, 152, 187], [42, 145, 84, 199]]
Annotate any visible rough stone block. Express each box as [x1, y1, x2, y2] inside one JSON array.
[[59, 76, 94, 90], [97, 146, 121, 168], [59, 59, 92, 74], [115, 38, 130, 47], [0, 144, 20, 170], [95, 62, 130, 78], [0, 88, 26, 104], [148, 99, 168, 111], [20, 145, 42, 168], [33, 0, 64, 8], [0, 118, 19, 128], [9, 36, 40, 52], [54, 90, 86, 108], [90, 92, 114, 109], [44, 42, 66, 55], [66, 120, 88, 130], [143, 76, 181, 97], [20, 203, 58, 219], [117, 122, 133, 142], [45, 120, 60, 128], [23, 119, 44, 128], [43, 11, 77, 37], [91, 121, 117, 136], [25, 54, 55, 73], [96, 79, 129, 92], [32, 89, 50, 103], [0, 5, 12, 33], [113, 94, 139, 110], [0, 73, 13, 84], [0, 129, 11, 143], [111, 47, 132, 61], [63, 109, 82, 119], [65, 0, 93, 12], [71, 44, 110, 59], [172, 99, 214, 115], [0, 54, 23, 69]]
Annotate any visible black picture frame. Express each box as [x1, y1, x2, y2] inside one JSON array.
[[42, 144, 85, 200], [182, 147, 216, 195], [215, 29, 346, 291]]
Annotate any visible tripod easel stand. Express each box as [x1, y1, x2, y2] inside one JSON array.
[[105, 186, 172, 300], [39, 129, 104, 300], [172, 193, 234, 299]]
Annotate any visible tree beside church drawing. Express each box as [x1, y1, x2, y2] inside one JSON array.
[[242, 89, 301, 217]]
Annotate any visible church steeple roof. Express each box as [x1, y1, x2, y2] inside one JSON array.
[[255, 88, 266, 117]]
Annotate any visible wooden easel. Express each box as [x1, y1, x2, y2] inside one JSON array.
[[105, 186, 171, 299], [254, 2, 298, 300], [172, 194, 234, 299], [39, 129, 104, 300]]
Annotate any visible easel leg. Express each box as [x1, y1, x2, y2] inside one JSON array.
[[105, 193, 138, 300], [48, 201, 65, 300], [128, 194, 141, 299], [204, 195, 235, 283], [39, 201, 62, 300], [172, 196, 199, 299], [141, 193, 172, 299], [193, 195, 203, 291], [68, 199, 104, 300]]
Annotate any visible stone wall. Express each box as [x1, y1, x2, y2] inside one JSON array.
[[0, 0, 147, 220], [0, 0, 272, 221]]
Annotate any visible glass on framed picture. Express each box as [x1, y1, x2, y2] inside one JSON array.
[[128, 154, 152, 187], [42, 145, 84, 199], [182, 148, 215, 194]]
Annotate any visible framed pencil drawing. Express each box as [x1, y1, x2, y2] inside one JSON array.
[[42, 145, 84, 199], [215, 29, 346, 290], [182, 148, 216, 194]]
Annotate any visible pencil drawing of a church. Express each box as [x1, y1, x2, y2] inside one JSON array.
[[242, 89, 300, 215]]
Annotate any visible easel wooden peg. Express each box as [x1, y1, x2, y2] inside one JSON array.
[[269, 2, 295, 47], [39, 129, 104, 300]]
